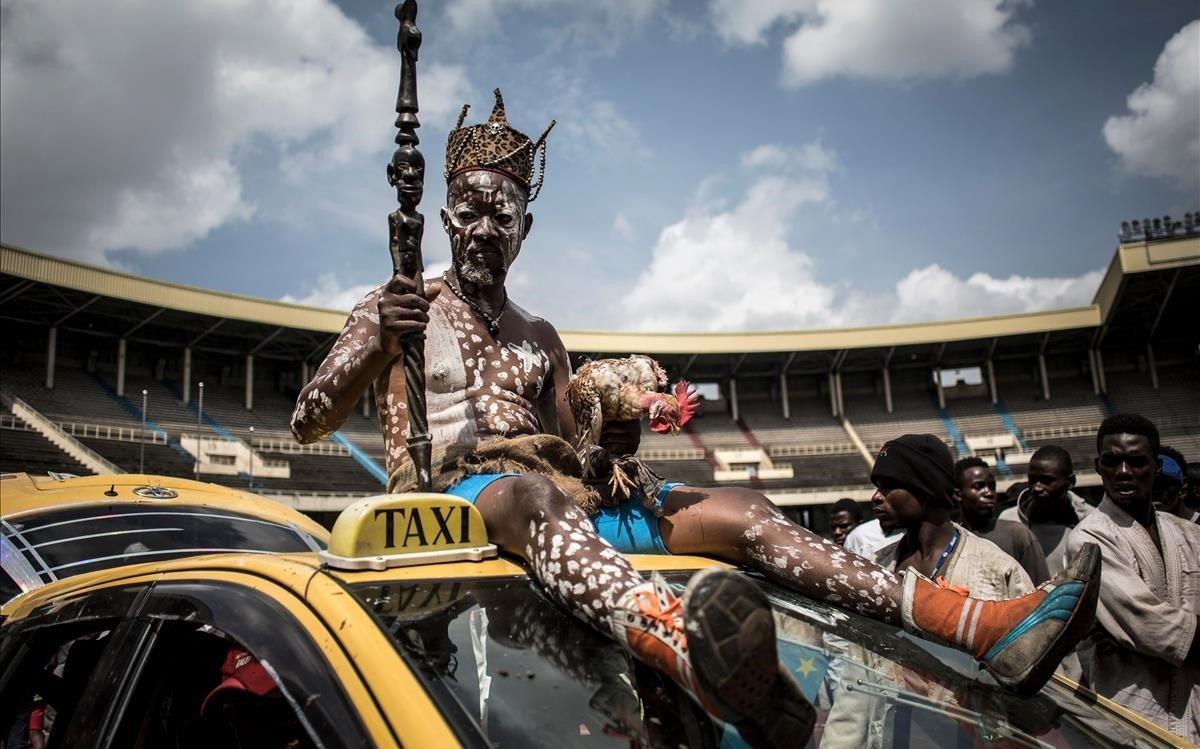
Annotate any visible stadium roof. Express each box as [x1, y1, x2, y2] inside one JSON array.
[[2, 227, 1197, 375]]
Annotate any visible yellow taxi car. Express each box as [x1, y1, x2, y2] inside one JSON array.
[[0, 493, 1187, 748], [0, 472, 329, 603]]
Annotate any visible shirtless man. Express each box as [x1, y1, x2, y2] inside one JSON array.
[[293, 92, 1103, 741]]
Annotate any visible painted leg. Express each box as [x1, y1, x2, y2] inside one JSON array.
[[659, 486, 1102, 696], [658, 486, 903, 622], [475, 474, 814, 746]]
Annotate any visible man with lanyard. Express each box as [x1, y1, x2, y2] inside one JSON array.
[[294, 91, 1102, 744], [1067, 414, 1199, 743], [870, 435, 1033, 601]]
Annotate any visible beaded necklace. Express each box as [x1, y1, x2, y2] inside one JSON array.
[[443, 272, 507, 336]]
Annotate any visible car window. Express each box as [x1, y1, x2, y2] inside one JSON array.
[[2, 505, 322, 595], [119, 581, 372, 749], [107, 619, 317, 749], [0, 616, 145, 748], [352, 572, 1172, 749]]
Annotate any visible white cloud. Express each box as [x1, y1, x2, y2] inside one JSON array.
[[281, 274, 380, 312], [884, 264, 1105, 324], [708, 0, 1031, 87], [740, 142, 838, 174], [1103, 21, 1200, 192], [709, 0, 816, 45], [619, 143, 837, 331], [543, 72, 649, 163], [0, 0, 470, 262], [620, 141, 1102, 332], [612, 214, 636, 240]]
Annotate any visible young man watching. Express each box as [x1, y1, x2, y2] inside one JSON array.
[[1066, 414, 1199, 743], [1185, 463, 1200, 523], [294, 92, 1103, 743], [954, 457, 1049, 585], [1000, 445, 1093, 576], [827, 497, 863, 547], [871, 436, 1033, 600], [1154, 446, 1197, 524]]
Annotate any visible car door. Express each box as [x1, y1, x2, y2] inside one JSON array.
[[0, 583, 151, 748], [99, 577, 382, 749]]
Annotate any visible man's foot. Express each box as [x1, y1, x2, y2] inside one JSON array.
[[903, 542, 1101, 697], [612, 570, 815, 748]]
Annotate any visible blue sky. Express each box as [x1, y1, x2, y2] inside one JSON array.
[[2, 1, 1196, 331]]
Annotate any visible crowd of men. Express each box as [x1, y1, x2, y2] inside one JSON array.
[[831, 414, 1200, 741]]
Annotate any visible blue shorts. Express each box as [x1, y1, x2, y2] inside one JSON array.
[[445, 473, 683, 554]]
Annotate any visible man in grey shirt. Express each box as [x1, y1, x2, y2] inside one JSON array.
[[1000, 445, 1093, 575], [955, 457, 1050, 585]]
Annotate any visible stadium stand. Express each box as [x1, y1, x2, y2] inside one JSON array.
[[2, 215, 1197, 530], [0, 414, 91, 476]]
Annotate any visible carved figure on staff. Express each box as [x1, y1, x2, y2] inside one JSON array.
[[290, 3, 1105, 744]]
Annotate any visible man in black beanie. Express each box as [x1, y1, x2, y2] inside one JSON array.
[[869, 435, 1034, 601]]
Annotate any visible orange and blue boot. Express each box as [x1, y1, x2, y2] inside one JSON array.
[[612, 568, 816, 748], [901, 542, 1101, 697]]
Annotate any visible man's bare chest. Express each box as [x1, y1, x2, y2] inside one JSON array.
[[389, 294, 551, 403]]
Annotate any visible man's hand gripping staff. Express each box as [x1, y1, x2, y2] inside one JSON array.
[[386, 0, 434, 491]]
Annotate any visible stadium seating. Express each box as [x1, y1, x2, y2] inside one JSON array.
[[0, 418, 93, 477], [77, 436, 197, 478]]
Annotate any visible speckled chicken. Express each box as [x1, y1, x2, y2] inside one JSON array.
[[566, 354, 700, 501]]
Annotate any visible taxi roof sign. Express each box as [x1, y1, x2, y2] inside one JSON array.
[[319, 494, 498, 571]]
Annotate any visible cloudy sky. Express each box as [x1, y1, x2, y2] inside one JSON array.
[[2, 1, 1196, 332]]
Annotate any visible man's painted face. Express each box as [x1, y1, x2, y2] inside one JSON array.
[[1027, 457, 1072, 506], [442, 170, 529, 286], [1095, 433, 1156, 512], [956, 466, 997, 517], [828, 510, 859, 546]]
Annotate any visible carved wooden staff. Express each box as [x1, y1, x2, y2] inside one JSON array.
[[387, 0, 432, 491]]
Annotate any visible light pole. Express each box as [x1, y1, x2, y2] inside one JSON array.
[[248, 425, 255, 486], [195, 381, 204, 479], [139, 389, 148, 474]]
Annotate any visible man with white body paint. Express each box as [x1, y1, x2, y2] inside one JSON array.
[[293, 90, 1103, 744]]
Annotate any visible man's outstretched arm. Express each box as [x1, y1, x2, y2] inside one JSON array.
[[291, 274, 434, 443]]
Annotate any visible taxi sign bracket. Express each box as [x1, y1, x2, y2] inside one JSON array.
[[319, 543, 498, 571]]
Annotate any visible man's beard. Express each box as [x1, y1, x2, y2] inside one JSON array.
[[457, 255, 498, 285], [452, 236, 512, 287]]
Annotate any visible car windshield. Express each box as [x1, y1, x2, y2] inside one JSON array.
[[353, 570, 1168, 749], [2, 503, 323, 596]]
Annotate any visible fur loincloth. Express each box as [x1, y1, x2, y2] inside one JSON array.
[[390, 434, 604, 515]]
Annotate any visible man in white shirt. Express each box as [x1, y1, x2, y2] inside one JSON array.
[[844, 506, 903, 558]]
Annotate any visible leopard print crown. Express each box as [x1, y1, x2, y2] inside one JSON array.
[[444, 88, 556, 201]]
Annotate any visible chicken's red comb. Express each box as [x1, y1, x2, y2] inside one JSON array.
[[674, 380, 700, 426]]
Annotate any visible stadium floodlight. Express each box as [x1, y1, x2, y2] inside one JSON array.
[[248, 425, 255, 486], [140, 389, 148, 474]]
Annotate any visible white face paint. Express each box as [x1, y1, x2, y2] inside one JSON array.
[[443, 170, 529, 286]]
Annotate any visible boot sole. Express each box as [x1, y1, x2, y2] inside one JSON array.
[[984, 541, 1102, 698], [684, 568, 815, 748]]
